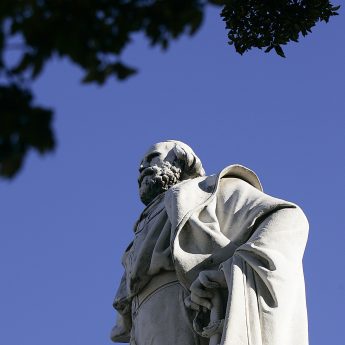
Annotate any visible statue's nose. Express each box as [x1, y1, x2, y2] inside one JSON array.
[[139, 164, 145, 173]]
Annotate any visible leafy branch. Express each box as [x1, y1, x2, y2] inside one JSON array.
[[0, 0, 339, 178]]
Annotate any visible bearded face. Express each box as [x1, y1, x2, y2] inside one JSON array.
[[138, 161, 181, 205]]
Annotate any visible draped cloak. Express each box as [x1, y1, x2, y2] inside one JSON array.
[[112, 165, 309, 345]]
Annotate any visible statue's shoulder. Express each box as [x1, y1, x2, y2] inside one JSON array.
[[218, 164, 263, 192], [164, 165, 263, 228]]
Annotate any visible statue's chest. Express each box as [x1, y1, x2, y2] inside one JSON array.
[[130, 203, 167, 259], [123, 198, 171, 292]]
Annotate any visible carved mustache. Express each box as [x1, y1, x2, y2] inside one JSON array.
[[138, 167, 155, 186]]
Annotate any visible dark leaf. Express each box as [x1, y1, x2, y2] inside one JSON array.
[[112, 62, 137, 81], [264, 45, 274, 53], [274, 45, 286, 58]]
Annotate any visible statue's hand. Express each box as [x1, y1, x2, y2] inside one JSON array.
[[188, 270, 227, 311]]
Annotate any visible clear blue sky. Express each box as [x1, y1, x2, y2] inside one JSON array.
[[1, 7, 344, 345]]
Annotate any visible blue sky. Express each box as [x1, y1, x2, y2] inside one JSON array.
[[1, 7, 344, 345]]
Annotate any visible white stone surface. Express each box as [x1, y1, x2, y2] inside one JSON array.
[[111, 141, 309, 345]]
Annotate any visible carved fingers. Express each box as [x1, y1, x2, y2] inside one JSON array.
[[189, 270, 227, 311], [199, 270, 227, 289], [184, 296, 205, 312], [190, 279, 214, 310]]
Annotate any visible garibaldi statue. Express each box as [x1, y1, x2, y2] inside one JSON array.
[[110, 140, 309, 345]]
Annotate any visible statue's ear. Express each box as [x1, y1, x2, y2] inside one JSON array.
[[172, 144, 186, 163], [173, 144, 205, 179]]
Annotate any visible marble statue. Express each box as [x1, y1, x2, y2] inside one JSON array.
[[110, 140, 309, 345]]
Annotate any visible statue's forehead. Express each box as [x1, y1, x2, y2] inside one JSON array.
[[144, 142, 175, 156]]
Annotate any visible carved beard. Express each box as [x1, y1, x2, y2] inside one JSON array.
[[139, 162, 182, 206]]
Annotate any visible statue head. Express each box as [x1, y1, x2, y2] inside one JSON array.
[[138, 140, 205, 205]]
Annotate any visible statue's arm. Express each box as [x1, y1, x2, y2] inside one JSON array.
[[189, 178, 308, 311], [189, 205, 308, 308]]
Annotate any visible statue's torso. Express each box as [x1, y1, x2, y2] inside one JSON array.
[[121, 194, 203, 345]]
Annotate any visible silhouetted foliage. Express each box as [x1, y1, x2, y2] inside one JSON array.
[[0, 84, 54, 177], [222, 0, 340, 57], [0, 0, 339, 178]]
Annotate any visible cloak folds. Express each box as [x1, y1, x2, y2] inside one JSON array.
[[165, 165, 309, 345]]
